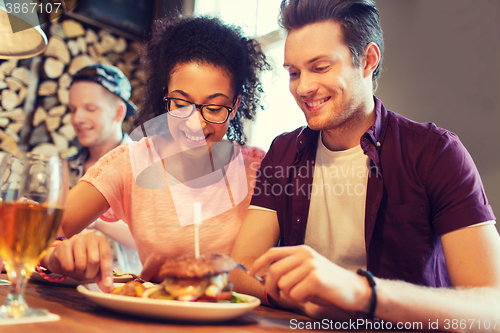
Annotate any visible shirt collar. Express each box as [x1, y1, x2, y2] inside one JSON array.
[[363, 96, 386, 147], [68, 147, 89, 168], [120, 133, 132, 145], [295, 127, 320, 153]]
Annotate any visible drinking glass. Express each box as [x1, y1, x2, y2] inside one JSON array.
[[0, 153, 68, 318]]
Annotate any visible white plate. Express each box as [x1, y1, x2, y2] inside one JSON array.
[[77, 283, 260, 322], [30, 271, 134, 287]]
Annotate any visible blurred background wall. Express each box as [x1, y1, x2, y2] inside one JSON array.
[[374, 0, 500, 230]]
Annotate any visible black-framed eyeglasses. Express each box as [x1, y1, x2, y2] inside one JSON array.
[[163, 97, 234, 124]]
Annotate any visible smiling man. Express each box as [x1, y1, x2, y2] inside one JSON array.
[[67, 64, 141, 273], [68, 64, 136, 181], [231, 0, 500, 329]]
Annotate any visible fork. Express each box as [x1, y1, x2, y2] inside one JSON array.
[[114, 271, 147, 283], [236, 263, 265, 283]]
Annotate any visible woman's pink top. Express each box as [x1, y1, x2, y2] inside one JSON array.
[[81, 137, 264, 282]]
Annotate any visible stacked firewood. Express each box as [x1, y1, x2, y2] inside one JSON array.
[[0, 60, 30, 157], [0, 18, 144, 158]]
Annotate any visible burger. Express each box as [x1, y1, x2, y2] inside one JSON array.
[[142, 254, 238, 302]]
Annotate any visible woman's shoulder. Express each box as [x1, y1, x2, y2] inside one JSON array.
[[83, 144, 130, 180], [95, 143, 131, 168], [239, 144, 266, 161]]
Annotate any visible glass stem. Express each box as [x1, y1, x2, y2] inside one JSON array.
[[4, 268, 28, 316]]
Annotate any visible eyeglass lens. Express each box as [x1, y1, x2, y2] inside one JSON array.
[[167, 99, 229, 123]]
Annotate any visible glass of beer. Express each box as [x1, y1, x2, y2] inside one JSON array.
[[0, 153, 68, 318]]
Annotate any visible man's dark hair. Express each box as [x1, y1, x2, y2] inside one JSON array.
[[134, 15, 271, 144], [279, 0, 384, 91]]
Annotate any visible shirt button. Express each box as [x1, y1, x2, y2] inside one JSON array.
[[296, 217, 300, 222], [299, 140, 303, 144], [377, 142, 381, 147]]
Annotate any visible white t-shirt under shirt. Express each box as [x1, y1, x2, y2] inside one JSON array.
[[304, 135, 368, 272], [250, 134, 369, 271]]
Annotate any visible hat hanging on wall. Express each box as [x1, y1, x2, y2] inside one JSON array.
[[0, 2, 47, 59]]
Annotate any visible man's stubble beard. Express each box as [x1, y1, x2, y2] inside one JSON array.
[[305, 100, 366, 135]]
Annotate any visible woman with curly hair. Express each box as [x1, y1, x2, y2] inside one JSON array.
[[40, 15, 270, 290]]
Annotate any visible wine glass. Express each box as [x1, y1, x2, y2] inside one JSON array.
[[0, 153, 68, 319]]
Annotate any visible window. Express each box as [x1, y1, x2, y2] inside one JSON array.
[[195, 0, 305, 151]]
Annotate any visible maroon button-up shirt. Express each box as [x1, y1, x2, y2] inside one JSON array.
[[251, 96, 495, 287]]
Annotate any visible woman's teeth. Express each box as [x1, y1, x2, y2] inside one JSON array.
[[184, 132, 206, 142]]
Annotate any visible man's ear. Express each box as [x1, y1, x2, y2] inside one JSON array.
[[114, 101, 127, 122], [362, 42, 381, 79], [229, 95, 242, 121]]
